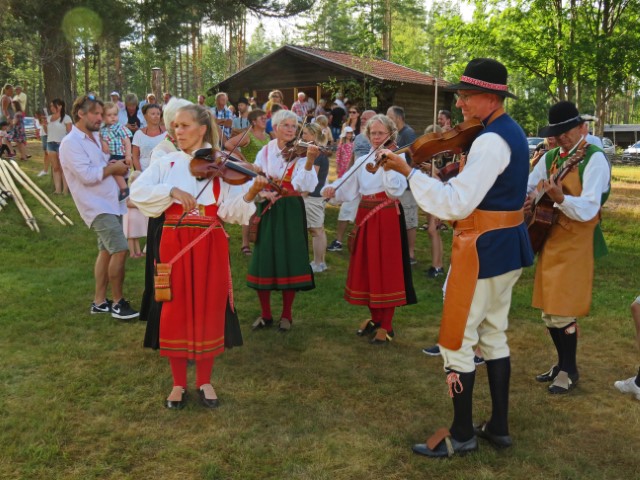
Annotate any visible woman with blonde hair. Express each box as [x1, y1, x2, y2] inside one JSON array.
[[322, 114, 417, 344], [264, 90, 288, 118], [131, 104, 267, 409]]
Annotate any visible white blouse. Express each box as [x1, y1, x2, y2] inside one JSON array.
[[322, 149, 407, 203], [252, 139, 318, 193], [130, 148, 256, 225], [132, 129, 168, 171]]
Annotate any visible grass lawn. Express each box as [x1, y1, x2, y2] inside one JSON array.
[[1, 144, 639, 479]]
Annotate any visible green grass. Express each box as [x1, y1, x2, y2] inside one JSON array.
[[1, 145, 639, 479]]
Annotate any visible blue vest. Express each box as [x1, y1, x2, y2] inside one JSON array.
[[475, 114, 534, 278]]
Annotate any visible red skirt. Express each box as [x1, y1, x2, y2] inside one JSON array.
[[158, 204, 230, 359], [345, 193, 408, 308]]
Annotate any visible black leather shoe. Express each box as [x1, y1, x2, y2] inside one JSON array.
[[548, 371, 579, 394], [474, 422, 513, 449], [536, 364, 560, 382], [165, 389, 187, 410], [198, 388, 220, 409], [412, 436, 477, 458], [356, 319, 378, 337]]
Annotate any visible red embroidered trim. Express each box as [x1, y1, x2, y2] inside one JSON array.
[[460, 75, 509, 91]]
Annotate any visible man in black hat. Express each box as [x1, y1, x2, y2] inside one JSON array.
[[380, 58, 534, 457], [232, 97, 251, 132], [525, 100, 610, 395]]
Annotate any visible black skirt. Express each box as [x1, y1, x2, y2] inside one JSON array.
[[142, 214, 164, 349]]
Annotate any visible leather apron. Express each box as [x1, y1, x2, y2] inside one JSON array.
[[439, 209, 524, 350]]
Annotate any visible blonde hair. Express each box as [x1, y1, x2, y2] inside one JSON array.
[[304, 123, 326, 146], [162, 98, 192, 134], [315, 115, 328, 128], [365, 114, 398, 143], [424, 124, 443, 134], [103, 101, 119, 115], [176, 104, 219, 149]]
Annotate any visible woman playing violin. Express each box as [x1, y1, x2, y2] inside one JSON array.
[[247, 110, 319, 333], [131, 104, 267, 409], [322, 114, 417, 344]]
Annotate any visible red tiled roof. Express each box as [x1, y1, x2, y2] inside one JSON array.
[[289, 45, 449, 87]]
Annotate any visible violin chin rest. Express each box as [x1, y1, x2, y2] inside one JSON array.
[[193, 147, 214, 158]]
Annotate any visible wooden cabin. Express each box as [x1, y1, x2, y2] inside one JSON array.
[[208, 45, 454, 133]]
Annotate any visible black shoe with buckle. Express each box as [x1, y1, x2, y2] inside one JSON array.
[[198, 385, 220, 409], [474, 422, 513, 449], [165, 388, 187, 410], [536, 364, 560, 383]]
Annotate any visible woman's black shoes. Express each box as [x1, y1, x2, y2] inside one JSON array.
[[198, 386, 220, 409], [165, 389, 187, 410]]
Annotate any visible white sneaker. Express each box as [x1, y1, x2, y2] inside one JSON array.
[[37, 170, 48, 177], [310, 262, 324, 273], [319, 262, 328, 271], [614, 376, 640, 400]]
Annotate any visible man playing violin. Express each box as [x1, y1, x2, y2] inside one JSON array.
[[525, 101, 610, 396], [379, 58, 533, 458]]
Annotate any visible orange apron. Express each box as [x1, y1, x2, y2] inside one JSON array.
[[439, 209, 524, 350], [532, 165, 598, 316]]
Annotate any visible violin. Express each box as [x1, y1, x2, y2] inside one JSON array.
[[280, 140, 329, 162], [189, 148, 287, 195], [366, 118, 484, 175]]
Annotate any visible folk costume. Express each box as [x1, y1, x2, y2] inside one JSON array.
[[323, 150, 417, 344], [247, 139, 318, 331], [406, 59, 534, 457], [528, 101, 610, 395], [130, 146, 255, 392]]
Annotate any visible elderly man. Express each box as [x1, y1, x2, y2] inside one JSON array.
[[526, 101, 610, 395], [60, 95, 139, 321], [110, 91, 124, 110], [213, 92, 233, 141], [13, 85, 27, 113], [291, 92, 310, 122], [381, 58, 533, 457]]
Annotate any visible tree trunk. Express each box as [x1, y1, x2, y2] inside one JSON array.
[[84, 41, 90, 94]]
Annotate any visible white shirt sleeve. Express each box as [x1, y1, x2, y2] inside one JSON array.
[[217, 183, 256, 225], [291, 158, 319, 193], [527, 152, 549, 194], [408, 132, 511, 220], [556, 151, 610, 221], [129, 158, 174, 217]]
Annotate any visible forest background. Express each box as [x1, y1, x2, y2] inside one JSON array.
[[1, 0, 640, 136]]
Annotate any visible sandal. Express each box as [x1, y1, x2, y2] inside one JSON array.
[[241, 245, 252, 256]]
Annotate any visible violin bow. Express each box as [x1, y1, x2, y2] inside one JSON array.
[[324, 133, 394, 203], [175, 128, 251, 228]]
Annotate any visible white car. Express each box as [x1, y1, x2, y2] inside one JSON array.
[[601, 137, 615, 156], [527, 137, 544, 157], [623, 141, 640, 160]]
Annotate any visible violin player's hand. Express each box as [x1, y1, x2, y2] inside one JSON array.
[[170, 187, 197, 212], [305, 144, 320, 170], [259, 190, 278, 202], [246, 176, 269, 201], [377, 150, 412, 176], [322, 186, 336, 199]]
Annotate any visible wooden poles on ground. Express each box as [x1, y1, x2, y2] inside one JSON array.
[[0, 159, 39, 231], [7, 159, 74, 225], [0, 159, 74, 231]]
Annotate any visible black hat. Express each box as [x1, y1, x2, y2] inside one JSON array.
[[446, 58, 517, 99], [237, 97, 249, 106], [538, 101, 586, 137]]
